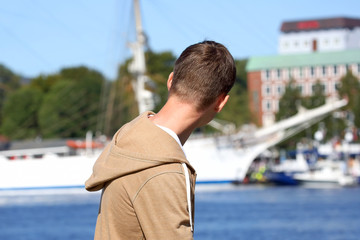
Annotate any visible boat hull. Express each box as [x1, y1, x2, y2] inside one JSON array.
[[0, 137, 255, 190], [264, 171, 299, 185]]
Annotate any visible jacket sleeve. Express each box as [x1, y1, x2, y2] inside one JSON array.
[[132, 171, 193, 240]]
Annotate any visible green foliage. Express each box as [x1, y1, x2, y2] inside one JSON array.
[[1, 87, 43, 139], [146, 51, 175, 79], [30, 74, 61, 93], [234, 59, 248, 89], [217, 83, 251, 127], [301, 80, 326, 109], [0, 52, 240, 139], [337, 70, 360, 129], [276, 79, 301, 121], [104, 58, 138, 136], [0, 64, 21, 125], [354, 97, 360, 128], [146, 51, 176, 111], [36, 67, 105, 138], [337, 70, 360, 111], [217, 59, 251, 127], [38, 81, 92, 138], [0, 64, 21, 89]]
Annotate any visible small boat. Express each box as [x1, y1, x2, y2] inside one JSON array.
[[293, 159, 358, 187], [264, 152, 309, 185], [66, 140, 104, 150]]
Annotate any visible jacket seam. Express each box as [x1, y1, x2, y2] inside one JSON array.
[[132, 171, 185, 203], [109, 150, 185, 164]]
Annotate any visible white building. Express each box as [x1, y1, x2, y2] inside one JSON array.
[[278, 17, 360, 54]]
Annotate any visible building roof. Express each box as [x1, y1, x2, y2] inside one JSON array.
[[281, 17, 360, 33], [246, 49, 360, 71]]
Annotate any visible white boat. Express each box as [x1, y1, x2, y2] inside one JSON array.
[[293, 159, 358, 187]]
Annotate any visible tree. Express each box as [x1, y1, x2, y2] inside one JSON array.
[[275, 79, 307, 149], [0, 64, 20, 89], [276, 79, 301, 121], [301, 80, 325, 109], [38, 66, 105, 138], [337, 70, 360, 129], [146, 51, 176, 111], [337, 70, 360, 111], [38, 81, 87, 138], [217, 59, 251, 127], [30, 74, 61, 93], [1, 87, 43, 139], [105, 58, 138, 136], [0, 64, 21, 125], [354, 96, 360, 128]]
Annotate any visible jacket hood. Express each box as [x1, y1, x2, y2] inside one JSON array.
[[85, 111, 193, 191]]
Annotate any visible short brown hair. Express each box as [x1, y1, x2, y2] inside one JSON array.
[[170, 41, 236, 111]]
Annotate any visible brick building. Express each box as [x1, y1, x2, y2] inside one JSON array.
[[247, 17, 360, 127]]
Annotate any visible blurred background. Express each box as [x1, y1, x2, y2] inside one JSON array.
[[0, 1, 360, 239], [0, 0, 360, 139]]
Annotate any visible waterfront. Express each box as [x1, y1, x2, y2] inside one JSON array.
[[0, 185, 359, 240]]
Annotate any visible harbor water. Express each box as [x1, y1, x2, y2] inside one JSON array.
[[0, 185, 359, 240]]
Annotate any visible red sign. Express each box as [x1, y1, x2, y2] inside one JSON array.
[[297, 21, 319, 30]]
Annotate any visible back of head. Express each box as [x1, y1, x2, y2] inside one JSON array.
[[170, 41, 236, 111]]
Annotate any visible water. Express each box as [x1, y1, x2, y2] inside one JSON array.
[[0, 186, 359, 240]]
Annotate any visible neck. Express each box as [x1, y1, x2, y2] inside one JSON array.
[[149, 98, 203, 145]]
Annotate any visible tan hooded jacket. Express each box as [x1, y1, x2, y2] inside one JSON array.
[[85, 112, 196, 240]]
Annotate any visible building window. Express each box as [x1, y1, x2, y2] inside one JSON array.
[[333, 65, 338, 76], [277, 69, 281, 79], [288, 68, 292, 79], [277, 85, 283, 95], [263, 85, 271, 96], [266, 101, 271, 111], [267, 86, 271, 95], [266, 69, 270, 80], [322, 66, 326, 76], [310, 66, 315, 77], [263, 100, 272, 112]]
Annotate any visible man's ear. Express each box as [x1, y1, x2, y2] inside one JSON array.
[[215, 94, 230, 113], [167, 72, 174, 90]]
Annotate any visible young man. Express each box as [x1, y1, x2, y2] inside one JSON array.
[[85, 40, 236, 239]]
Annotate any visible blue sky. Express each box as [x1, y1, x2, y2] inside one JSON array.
[[1, 0, 360, 80]]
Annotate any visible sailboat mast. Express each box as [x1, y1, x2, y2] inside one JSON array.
[[128, 0, 156, 114]]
